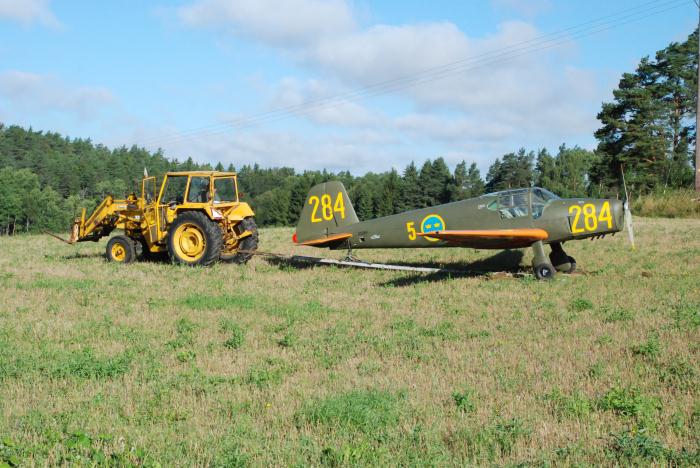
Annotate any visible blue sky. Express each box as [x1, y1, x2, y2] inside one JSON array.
[[0, 0, 696, 174]]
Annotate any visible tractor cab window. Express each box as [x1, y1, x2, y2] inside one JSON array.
[[531, 187, 560, 219], [143, 177, 156, 204], [213, 177, 237, 203], [498, 190, 529, 219], [161, 176, 188, 205], [187, 176, 211, 203]]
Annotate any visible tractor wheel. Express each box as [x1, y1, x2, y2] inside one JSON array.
[[221, 217, 259, 264], [106, 235, 137, 264], [167, 211, 223, 266]]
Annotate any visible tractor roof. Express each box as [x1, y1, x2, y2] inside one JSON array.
[[165, 171, 237, 177]]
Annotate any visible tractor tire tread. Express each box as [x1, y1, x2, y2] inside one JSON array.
[[167, 211, 223, 266]]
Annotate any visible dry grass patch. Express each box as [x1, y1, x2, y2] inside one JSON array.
[[0, 217, 698, 465]]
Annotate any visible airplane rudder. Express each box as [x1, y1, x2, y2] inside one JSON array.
[[295, 181, 358, 243]]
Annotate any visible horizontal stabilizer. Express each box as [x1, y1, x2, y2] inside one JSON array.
[[417, 229, 548, 249], [297, 232, 352, 247]]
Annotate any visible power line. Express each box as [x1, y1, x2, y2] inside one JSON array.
[[140, 0, 689, 148], [148, 0, 688, 147]]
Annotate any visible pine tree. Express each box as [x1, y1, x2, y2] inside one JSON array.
[[593, 28, 698, 192], [486, 149, 534, 191], [399, 162, 422, 210], [465, 163, 485, 197], [449, 161, 484, 200]]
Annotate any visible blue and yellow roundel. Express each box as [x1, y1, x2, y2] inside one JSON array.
[[421, 214, 446, 242]]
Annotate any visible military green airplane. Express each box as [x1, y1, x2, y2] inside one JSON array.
[[292, 181, 634, 279]]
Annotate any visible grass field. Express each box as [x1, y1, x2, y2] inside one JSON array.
[[1, 217, 699, 466]]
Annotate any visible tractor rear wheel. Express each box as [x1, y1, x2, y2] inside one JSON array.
[[167, 211, 223, 266], [106, 235, 137, 264], [221, 217, 259, 264]]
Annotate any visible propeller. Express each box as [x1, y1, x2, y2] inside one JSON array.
[[621, 166, 636, 250]]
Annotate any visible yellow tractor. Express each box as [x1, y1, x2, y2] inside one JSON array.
[[65, 171, 258, 266]]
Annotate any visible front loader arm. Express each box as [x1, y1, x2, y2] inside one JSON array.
[[69, 196, 130, 243]]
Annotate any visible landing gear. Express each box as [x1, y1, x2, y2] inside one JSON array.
[[342, 240, 364, 263], [531, 240, 555, 280], [549, 242, 576, 274], [531, 242, 578, 279]]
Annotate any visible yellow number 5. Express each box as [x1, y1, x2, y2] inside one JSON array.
[[406, 222, 416, 240]]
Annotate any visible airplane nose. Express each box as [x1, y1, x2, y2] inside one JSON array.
[[611, 199, 624, 232]]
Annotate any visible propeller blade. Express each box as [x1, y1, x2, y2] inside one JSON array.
[[624, 200, 635, 250], [620, 165, 635, 250]]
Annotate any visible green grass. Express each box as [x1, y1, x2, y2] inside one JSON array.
[[0, 218, 698, 465]]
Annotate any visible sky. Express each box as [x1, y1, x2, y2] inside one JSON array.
[[0, 0, 696, 175]]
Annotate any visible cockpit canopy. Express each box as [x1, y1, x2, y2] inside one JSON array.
[[480, 187, 560, 219]]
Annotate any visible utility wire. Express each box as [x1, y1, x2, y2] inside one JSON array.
[[140, 0, 689, 148], [148, 0, 688, 146]]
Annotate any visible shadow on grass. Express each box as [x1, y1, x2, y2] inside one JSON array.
[[58, 251, 171, 263], [379, 250, 526, 287], [264, 249, 526, 285], [57, 252, 103, 260]]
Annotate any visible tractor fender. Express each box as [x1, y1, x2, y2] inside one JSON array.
[[225, 203, 255, 221]]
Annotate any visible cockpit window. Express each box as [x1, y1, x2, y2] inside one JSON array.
[[531, 187, 560, 219], [481, 187, 560, 219], [497, 189, 529, 218], [532, 187, 559, 202]]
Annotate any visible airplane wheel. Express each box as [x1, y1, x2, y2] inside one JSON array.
[[534, 263, 555, 280], [565, 256, 577, 274]]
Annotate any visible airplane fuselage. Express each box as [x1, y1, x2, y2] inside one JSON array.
[[328, 190, 624, 250]]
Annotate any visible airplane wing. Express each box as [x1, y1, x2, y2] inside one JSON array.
[[416, 229, 548, 249], [297, 232, 352, 247]]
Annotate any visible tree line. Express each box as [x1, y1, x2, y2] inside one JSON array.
[[0, 29, 696, 234]]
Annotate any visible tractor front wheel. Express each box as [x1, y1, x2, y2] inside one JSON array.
[[167, 211, 223, 266], [106, 235, 137, 264], [221, 217, 259, 264]]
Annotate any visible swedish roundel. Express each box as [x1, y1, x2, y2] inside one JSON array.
[[421, 214, 446, 241]]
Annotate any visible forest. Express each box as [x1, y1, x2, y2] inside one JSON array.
[[0, 29, 696, 234]]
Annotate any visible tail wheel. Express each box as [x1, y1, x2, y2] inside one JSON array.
[[106, 235, 136, 264], [167, 211, 223, 266], [221, 217, 258, 264]]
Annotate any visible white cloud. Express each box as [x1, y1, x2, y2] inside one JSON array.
[[0, 71, 114, 120], [270, 77, 382, 127], [165, 2, 604, 172], [129, 124, 401, 174], [178, 0, 355, 46], [0, 0, 61, 27], [395, 113, 513, 142], [305, 20, 599, 141]]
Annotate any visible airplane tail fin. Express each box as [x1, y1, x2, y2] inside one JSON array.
[[294, 181, 358, 246]]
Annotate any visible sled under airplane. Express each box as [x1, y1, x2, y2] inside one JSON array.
[[292, 181, 634, 280]]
